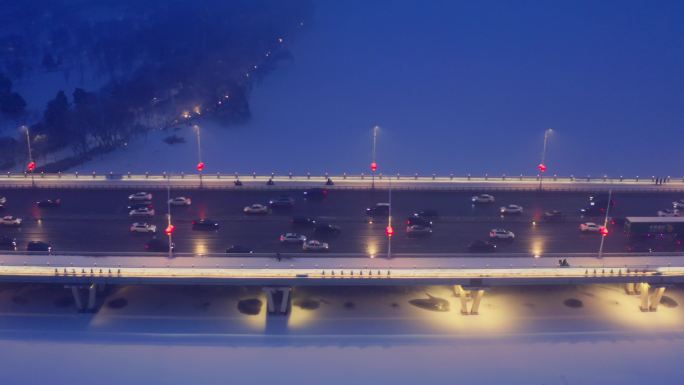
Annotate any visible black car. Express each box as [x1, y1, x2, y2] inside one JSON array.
[[412, 210, 439, 219], [226, 245, 254, 254], [303, 188, 328, 201], [26, 241, 52, 253], [36, 199, 61, 208], [580, 206, 606, 216], [366, 203, 390, 218], [127, 202, 153, 211], [291, 216, 317, 228], [145, 238, 174, 252], [406, 216, 433, 227], [0, 236, 17, 251], [589, 194, 615, 208], [543, 210, 564, 221], [192, 218, 219, 231], [467, 240, 497, 252], [610, 217, 626, 227], [314, 223, 341, 236], [269, 195, 295, 208]]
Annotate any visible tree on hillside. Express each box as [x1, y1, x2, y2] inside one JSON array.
[[42, 91, 71, 147]]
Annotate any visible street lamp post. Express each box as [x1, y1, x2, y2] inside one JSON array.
[[538, 128, 553, 190], [386, 177, 393, 259], [21, 125, 35, 187], [597, 189, 612, 259], [371, 126, 379, 189], [193, 125, 204, 188], [165, 175, 175, 258]]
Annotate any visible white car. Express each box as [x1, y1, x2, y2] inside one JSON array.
[[0, 196, 6, 205], [489, 229, 515, 240], [500, 204, 523, 214], [580, 222, 601, 232], [302, 239, 329, 251], [472, 194, 495, 203], [129, 207, 155, 217], [129, 192, 152, 201], [0, 216, 22, 226], [280, 233, 307, 244], [406, 224, 433, 236], [168, 196, 192, 206], [244, 203, 269, 214], [130, 222, 157, 233], [658, 209, 680, 217], [673, 199, 684, 209]]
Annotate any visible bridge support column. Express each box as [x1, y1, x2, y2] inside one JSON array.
[[458, 287, 485, 315], [639, 283, 651, 312], [624, 283, 636, 295], [649, 286, 667, 312], [70, 286, 84, 311], [87, 283, 98, 312], [263, 287, 292, 315]]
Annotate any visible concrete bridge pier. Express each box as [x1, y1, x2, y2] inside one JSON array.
[[67, 283, 102, 313], [263, 287, 292, 315], [634, 283, 667, 312], [454, 285, 485, 315]]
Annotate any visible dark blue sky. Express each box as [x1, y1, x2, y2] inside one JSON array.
[[244, 0, 684, 176]]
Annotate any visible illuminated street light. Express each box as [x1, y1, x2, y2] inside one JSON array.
[[166, 175, 175, 258], [538, 128, 553, 190], [387, 177, 393, 259], [597, 189, 613, 259], [193, 124, 204, 188], [20, 125, 35, 187], [371, 125, 380, 189]]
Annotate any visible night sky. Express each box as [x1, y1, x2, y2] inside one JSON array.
[[245, 0, 684, 176]]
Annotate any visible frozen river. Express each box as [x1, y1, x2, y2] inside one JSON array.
[[1, 283, 683, 384]]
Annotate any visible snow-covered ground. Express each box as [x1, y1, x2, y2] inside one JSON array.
[[0, 283, 683, 384]]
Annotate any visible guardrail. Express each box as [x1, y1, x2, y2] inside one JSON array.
[[1, 172, 683, 191]]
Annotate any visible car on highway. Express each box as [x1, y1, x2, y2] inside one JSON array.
[[579, 222, 601, 232], [0, 215, 22, 226], [610, 217, 626, 227], [0, 236, 17, 251], [192, 218, 219, 231], [489, 229, 515, 240], [406, 216, 432, 227], [303, 188, 328, 201], [500, 204, 523, 215], [589, 194, 614, 208], [129, 192, 153, 201], [472, 194, 495, 203], [412, 210, 439, 219], [302, 239, 329, 251], [243, 203, 270, 214], [145, 238, 174, 252], [168, 196, 192, 206], [279, 233, 307, 244], [36, 199, 61, 208], [314, 224, 341, 236], [467, 240, 497, 252], [543, 210, 564, 221], [580, 205, 606, 216], [26, 241, 52, 253], [130, 222, 157, 233], [0, 196, 6, 205], [127, 202, 153, 211], [657, 208, 680, 217], [291, 217, 317, 228], [269, 195, 295, 208], [129, 207, 155, 217], [406, 224, 433, 237], [673, 199, 684, 209], [366, 203, 390, 218], [226, 245, 254, 254]]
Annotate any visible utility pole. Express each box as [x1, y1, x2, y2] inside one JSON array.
[[22, 125, 35, 187], [371, 125, 379, 189], [538, 128, 552, 190], [166, 174, 174, 258], [194, 124, 204, 188], [387, 177, 393, 259], [597, 189, 612, 259]]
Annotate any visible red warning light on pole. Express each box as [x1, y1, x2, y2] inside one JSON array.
[[165, 224, 176, 235], [386, 225, 394, 237], [27, 161, 36, 172], [370, 162, 378, 172], [538, 163, 547, 173], [600, 226, 608, 236], [196, 162, 205, 172]]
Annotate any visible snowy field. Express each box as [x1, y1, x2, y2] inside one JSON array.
[[0, 283, 683, 384]]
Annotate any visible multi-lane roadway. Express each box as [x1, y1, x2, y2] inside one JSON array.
[[0, 188, 682, 256]]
